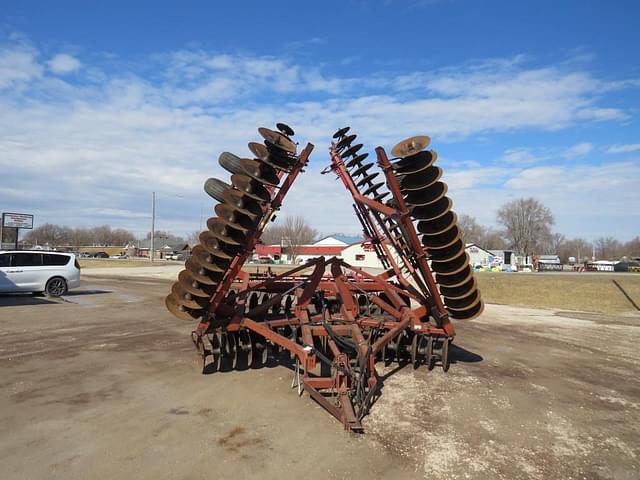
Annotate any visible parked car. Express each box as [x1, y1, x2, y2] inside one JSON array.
[[111, 254, 128, 259], [92, 252, 109, 258], [0, 250, 81, 296]]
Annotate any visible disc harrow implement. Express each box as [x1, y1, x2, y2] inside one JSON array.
[[165, 123, 484, 432]]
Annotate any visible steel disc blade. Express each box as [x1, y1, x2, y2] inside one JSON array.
[[449, 300, 484, 320], [411, 196, 452, 221], [333, 126, 351, 139], [222, 189, 262, 218], [218, 152, 245, 175], [185, 257, 221, 285], [418, 211, 458, 236], [446, 291, 481, 311], [362, 182, 385, 197], [342, 143, 363, 158], [250, 141, 295, 170], [336, 134, 357, 150], [171, 283, 209, 309], [178, 270, 214, 298], [393, 150, 437, 173], [231, 174, 271, 202], [351, 162, 374, 177], [404, 181, 448, 207], [435, 265, 473, 288], [276, 122, 295, 136], [442, 279, 477, 301], [391, 135, 431, 158], [356, 172, 379, 187], [373, 192, 390, 203], [199, 230, 235, 259], [191, 244, 228, 272], [431, 252, 470, 275], [248, 141, 269, 160], [165, 293, 204, 321], [239, 158, 280, 186], [214, 203, 254, 232], [422, 225, 461, 249], [204, 178, 231, 203], [206, 215, 247, 236], [346, 153, 369, 168], [427, 238, 465, 262], [258, 127, 296, 154], [207, 217, 247, 245], [399, 166, 442, 192], [440, 277, 477, 300]]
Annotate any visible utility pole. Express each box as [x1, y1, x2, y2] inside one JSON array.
[[151, 191, 156, 263]]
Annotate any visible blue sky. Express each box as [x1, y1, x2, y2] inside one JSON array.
[[1, 0, 639, 241]]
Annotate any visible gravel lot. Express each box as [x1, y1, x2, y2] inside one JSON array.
[[0, 276, 638, 479]]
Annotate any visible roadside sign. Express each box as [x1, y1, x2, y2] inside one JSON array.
[[2, 212, 34, 229]]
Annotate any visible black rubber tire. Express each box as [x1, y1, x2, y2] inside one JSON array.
[[45, 277, 68, 297]]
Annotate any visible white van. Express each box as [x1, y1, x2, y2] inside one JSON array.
[[0, 251, 81, 296]]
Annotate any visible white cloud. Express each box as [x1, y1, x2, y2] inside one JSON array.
[[504, 166, 566, 189], [606, 144, 640, 154], [563, 142, 593, 158], [0, 44, 42, 88], [48, 53, 81, 74], [0, 37, 639, 239], [502, 148, 540, 165]]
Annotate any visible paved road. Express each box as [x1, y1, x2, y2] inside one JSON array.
[[0, 277, 638, 479]]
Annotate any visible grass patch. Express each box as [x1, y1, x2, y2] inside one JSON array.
[[79, 259, 178, 269], [476, 272, 640, 314]]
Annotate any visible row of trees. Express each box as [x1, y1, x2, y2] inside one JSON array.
[[460, 197, 640, 262], [15, 224, 198, 248], [7, 199, 637, 263], [18, 224, 137, 247]]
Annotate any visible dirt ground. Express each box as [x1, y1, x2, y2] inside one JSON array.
[[0, 277, 639, 480]]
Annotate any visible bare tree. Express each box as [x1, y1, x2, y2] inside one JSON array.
[[1, 226, 17, 245], [23, 223, 136, 247], [625, 236, 640, 259], [542, 232, 565, 255], [594, 236, 624, 260], [457, 214, 486, 244], [482, 228, 508, 250], [557, 237, 593, 263], [263, 215, 318, 263], [187, 230, 201, 246], [457, 213, 507, 249], [496, 197, 554, 256]]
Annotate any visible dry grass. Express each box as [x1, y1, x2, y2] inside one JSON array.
[[476, 272, 640, 314], [79, 259, 178, 269]]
